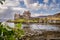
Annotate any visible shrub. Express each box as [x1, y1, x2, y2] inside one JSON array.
[[0, 22, 24, 40]]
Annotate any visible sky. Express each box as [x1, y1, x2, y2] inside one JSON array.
[[0, 0, 60, 19]]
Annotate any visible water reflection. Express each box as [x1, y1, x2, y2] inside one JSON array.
[[29, 24, 60, 31], [7, 23, 60, 32]]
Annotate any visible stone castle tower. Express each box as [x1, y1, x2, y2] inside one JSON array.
[[14, 11, 31, 20], [23, 11, 31, 19], [14, 13, 20, 20]]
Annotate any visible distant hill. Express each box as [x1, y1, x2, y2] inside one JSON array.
[[38, 16, 47, 18], [53, 13, 60, 17], [54, 13, 60, 16], [37, 13, 60, 18]]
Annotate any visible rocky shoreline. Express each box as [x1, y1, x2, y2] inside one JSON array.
[[20, 26, 60, 40]]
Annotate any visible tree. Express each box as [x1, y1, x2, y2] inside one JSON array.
[[0, 0, 5, 4]]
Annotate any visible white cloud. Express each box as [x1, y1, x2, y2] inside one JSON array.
[[24, 0, 31, 7], [49, 3, 59, 10], [0, 0, 21, 20], [24, 0, 40, 9], [31, 13, 40, 17], [29, 2, 40, 10], [0, 4, 8, 13], [43, 4, 48, 9], [31, 13, 50, 17], [20, 0, 24, 1], [4, 0, 20, 7], [0, 6, 8, 9], [11, 7, 26, 11], [24, 0, 59, 11], [43, 0, 49, 3], [0, 0, 19, 7], [52, 0, 56, 3], [49, 0, 58, 10], [11, 7, 29, 14], [32, 3, 39, 7], [0, 0, 20, 13], [24, 0, 49, 10]]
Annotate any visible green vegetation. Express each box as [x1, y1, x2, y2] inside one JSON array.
[[8, 18, 39, 23], [15, 23, 22, 28], [0, 22, 25, 40]]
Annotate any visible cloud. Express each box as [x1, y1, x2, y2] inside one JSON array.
[[49, 0, 60, 10], [43, 4, 48, 9], [0, 0, 60, 20], [0, 0, 20, 7], [0, 0, 21, 20], [29, 2, 40, 10], [52, 0, 56, 3], [24, 0, 39, 8], [11, 7, 26, 11], [11, 7, 28, 13], [0, 0, 20, 13], [24, 0, 39, 7], [31, 13, 40, 17], [24, 0, 49, 10], [20, 0, 24, 1], [4, 0, 19, 7], [24, 0, 30, 7], [49, 2, 60, 10], [24, 0, 59, 11], [43, 0, 49, 3], [30, 3, 49, 10], [0, 4, 8, 13], [31, 13, 50, 17], [0, 0, 21, 13]]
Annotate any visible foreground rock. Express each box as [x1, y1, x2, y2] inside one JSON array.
[[20, 26, 60, 40]]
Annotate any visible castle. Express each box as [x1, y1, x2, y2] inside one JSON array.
[[14, 11, 31, 20]]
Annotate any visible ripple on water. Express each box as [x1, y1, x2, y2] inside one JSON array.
[[30, 24, 60, 31]]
